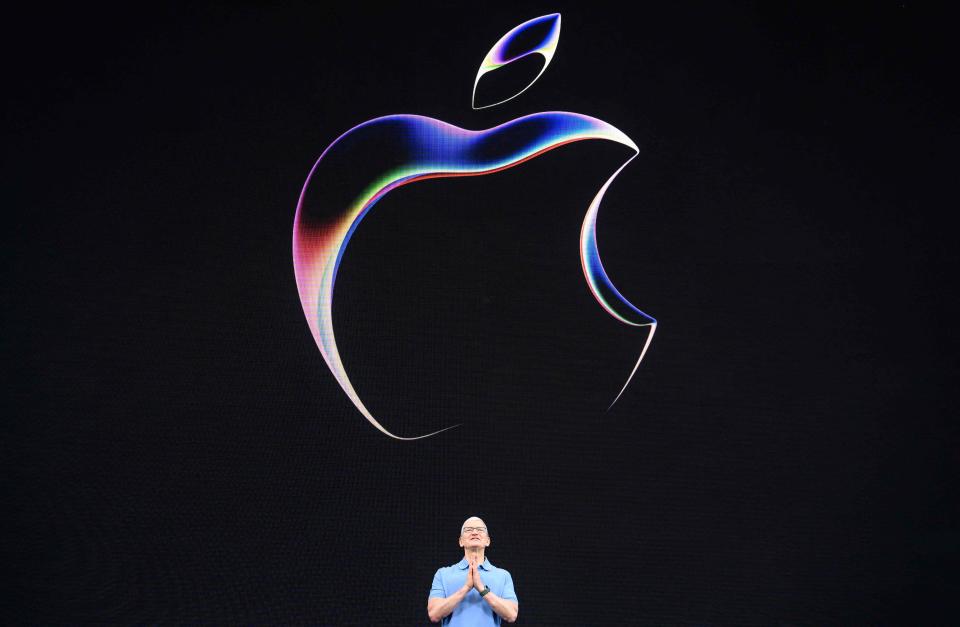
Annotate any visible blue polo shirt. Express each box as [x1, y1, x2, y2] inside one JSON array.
[[429, 557, 518, 626]]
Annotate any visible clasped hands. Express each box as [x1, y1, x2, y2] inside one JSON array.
[[461, 554, 486, 594]]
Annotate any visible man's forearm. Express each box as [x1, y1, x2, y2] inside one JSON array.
[[482, 592, 519, 623], [427, 586, 469, 623]]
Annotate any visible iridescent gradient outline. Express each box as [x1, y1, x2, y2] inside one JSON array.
[[293, 112, 656, 439], [472, 13, 561, 109]]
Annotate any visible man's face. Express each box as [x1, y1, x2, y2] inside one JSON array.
[[459, 517, 490, 550]]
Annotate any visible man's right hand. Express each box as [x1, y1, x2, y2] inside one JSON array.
[[462, 562, 474, 592]]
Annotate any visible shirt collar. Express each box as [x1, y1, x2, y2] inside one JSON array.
[[456, 557, 493, 571]]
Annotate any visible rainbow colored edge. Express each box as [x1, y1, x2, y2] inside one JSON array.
[[293, 112, 656, 439], [472, 13, 562, 109]]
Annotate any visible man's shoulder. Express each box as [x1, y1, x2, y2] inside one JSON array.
[[486, 561, 512, 576], [436, 561, 465, 573]]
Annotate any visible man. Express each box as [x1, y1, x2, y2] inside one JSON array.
[[427, 516, 519, 625]]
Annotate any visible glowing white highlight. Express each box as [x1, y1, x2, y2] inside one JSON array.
[[609, 323, 657, 409]]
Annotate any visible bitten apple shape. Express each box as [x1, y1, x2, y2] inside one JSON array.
[[293, 15, 656, 439]]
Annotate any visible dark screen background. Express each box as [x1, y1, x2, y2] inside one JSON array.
[[5, 2, 957, 624]]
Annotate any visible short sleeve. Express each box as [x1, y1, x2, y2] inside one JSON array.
[[501, 570, 518, 602], [428, 568, 446, 599]]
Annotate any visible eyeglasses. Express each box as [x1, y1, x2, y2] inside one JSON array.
[[461, 526, 487, 535]]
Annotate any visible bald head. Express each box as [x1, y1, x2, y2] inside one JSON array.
[[461, 516, 487, 533]]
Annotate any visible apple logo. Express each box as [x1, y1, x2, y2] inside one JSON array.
[[293, 13, 656, 439]]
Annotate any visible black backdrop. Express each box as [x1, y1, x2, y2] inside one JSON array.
[[5, 2, 957, 624]]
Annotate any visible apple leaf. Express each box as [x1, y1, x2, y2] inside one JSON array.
[[472, 13, 561, 109]]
